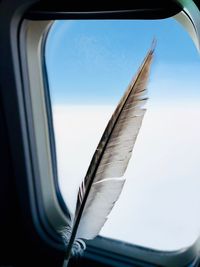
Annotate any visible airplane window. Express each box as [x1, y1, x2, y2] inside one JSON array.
[[45, 19, 200, 251]]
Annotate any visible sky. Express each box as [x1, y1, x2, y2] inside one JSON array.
[[45, 19, 200, 251], [46, 19, 200, 105]]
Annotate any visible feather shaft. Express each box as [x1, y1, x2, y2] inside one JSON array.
[[64, 41, 155, 260]]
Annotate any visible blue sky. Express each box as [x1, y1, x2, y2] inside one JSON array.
[[46, 19, 200, 106]]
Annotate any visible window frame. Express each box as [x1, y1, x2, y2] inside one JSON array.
[[0, 0, 199, 266], [20, 19, 70, 245], [4, 0, 199, 266]]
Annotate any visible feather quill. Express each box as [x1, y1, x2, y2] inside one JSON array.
[[63, 41, 156, 263]]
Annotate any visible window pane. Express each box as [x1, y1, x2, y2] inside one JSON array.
[[45, 19, 200, 251]]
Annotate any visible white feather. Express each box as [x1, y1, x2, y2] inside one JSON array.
[[63, 41, 156, 262], [76, 178, 125, 239]]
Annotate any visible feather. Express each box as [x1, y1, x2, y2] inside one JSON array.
[[63, 40, 156, 262]]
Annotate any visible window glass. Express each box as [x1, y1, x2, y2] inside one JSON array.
[[45, 19, 200, 251]]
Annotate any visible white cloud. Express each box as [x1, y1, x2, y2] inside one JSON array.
[[53, 103, 200, 251]]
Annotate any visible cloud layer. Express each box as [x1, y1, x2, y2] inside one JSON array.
[[53, 104, 200, 251]]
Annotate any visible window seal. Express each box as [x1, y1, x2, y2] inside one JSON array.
[[84, 236, 200, 267], [41, 22, 70, 218]]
